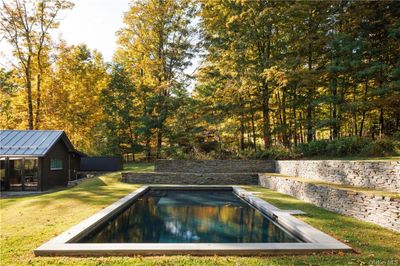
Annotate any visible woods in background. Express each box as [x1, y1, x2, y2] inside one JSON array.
[[1, 0, 399, 159]]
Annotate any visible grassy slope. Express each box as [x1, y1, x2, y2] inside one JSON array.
[[123, 162, 155, 172], [0, 163, 399, 265], [266, 174, 400, 199]]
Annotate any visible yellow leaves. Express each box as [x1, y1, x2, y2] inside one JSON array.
[[226, 15, 240, 28], [262, 66, 288, 88]]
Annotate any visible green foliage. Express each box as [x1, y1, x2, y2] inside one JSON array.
[[239, 146, 295, 160], [295, 137, 399, 158], [360, 138, 399, 157], [165, 136, 400, 160], [2, 0, 400, 160], [296, 140, 330, 157], [195, 0, 400, 154], [113, 0, 198, 159]]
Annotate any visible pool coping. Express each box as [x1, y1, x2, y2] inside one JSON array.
[[34, 185, 352, 256]]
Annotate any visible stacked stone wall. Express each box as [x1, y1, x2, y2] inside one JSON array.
[[122, 172, 259, 185], [259, 174, 400, 232], [155, 160, 275, 173], [275, 160, 400, 193]]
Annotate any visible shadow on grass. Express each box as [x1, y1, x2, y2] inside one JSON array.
[[1, 174, 139, 209], [244, 185, 399, 255]]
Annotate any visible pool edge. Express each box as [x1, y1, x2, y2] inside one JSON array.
[[35, 185, 353, 256]]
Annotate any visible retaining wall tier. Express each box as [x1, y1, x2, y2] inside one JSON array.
[[155, 160, 275, 173], [275, 160, 400, 193], [259, 174, 400, 232], [122, 172, 259, 185]]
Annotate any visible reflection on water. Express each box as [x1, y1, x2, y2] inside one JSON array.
[[79, 190, 299, 243]]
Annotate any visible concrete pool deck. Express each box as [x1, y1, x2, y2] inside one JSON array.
[[34, 185, 352, 256]]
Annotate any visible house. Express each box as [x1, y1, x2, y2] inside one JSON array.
[[0, 130, 84, 191]]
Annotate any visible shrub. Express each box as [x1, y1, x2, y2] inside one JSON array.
[[296, 137, 399, 158], [295, 140, 329, 157], [360, 137, 398, 157], [241, 146, 294, 160], [167, 136, 399, 160], [326, 137, 369, 157]]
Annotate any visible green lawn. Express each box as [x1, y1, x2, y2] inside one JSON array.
[[1, 163, 399, 265], [123, 161, 155, 172]]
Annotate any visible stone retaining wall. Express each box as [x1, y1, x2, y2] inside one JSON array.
[[275, 160, 400, 193], [259, 174, 400, 232], [155, 160, 275, 173], [122, 172, 259, 185], [155, 159, 400, 192]]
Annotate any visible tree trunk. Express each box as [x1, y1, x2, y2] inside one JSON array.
[[145, 137, 151, 161], [35, 73, 41, 129], [379, 109, 384, 137], [25, 57, 34, 130], [299, 112, 304, 144], [352, 86, 357, 136], [128, 123, 136, 162], [156, 130, 162, 159], [240, 112, 245, 151], [396, 112, 400, 132], [378, 67, 384, 137], [262, 81, 271, 149], [250, 101, 257, 152], [247, 120, 252, 148], [332, 76, 339, 139], [281, 89, 289, 147], [359, 111, 366, 137], [306, 100, 313, 143], [307, 41, 313, 143], [293, 85, 298, 146], [360, 68, 369, 137]]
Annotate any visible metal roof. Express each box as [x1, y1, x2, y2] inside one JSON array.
[[0, 130, 68, 156]]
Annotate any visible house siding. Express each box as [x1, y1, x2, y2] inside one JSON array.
[[41, 140, 70, 190]]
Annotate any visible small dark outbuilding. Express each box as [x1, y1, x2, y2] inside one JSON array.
[[0, 130, 84, 191], [80, 157, 122, 172]]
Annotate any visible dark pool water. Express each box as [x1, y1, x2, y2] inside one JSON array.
[[78, 189, 299, 243]]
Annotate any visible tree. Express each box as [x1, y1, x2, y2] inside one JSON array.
[[115, 0, 198, 158], [43, 43, 109, 154], [101, 64, 138, 158], [0, 0, 73, 129], [196, 0, 400, 155]]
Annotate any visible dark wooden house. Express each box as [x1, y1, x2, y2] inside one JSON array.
[[0, 130, 84, 191]]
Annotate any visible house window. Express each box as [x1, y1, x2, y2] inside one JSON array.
[[50, 159, 63, 170]]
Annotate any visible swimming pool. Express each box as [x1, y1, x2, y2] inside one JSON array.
[[79, 188, 299, 243], [35, 186, 352, 256]]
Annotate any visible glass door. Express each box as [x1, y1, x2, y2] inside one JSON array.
[[24, 158, 39, 190], [9, 158, 23, 190], [0, 158, 6, 191]]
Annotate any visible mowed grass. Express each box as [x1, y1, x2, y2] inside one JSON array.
[[0, 163, 399, 265], [123, 162, 154, 172]]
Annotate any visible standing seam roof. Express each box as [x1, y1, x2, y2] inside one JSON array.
[[0, 130, 65, 156]]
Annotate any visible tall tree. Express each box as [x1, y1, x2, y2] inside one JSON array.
[[0, 0, 73, 129], [115, 0, 197, 158], [101, 64, 138, 158]]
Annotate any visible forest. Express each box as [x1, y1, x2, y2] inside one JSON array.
[[1, 0, 400, 160]]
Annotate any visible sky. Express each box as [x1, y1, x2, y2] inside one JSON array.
[[1, 0, 129, 66], [54, 0, 130, 62], [0, 0, 200, 90]]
